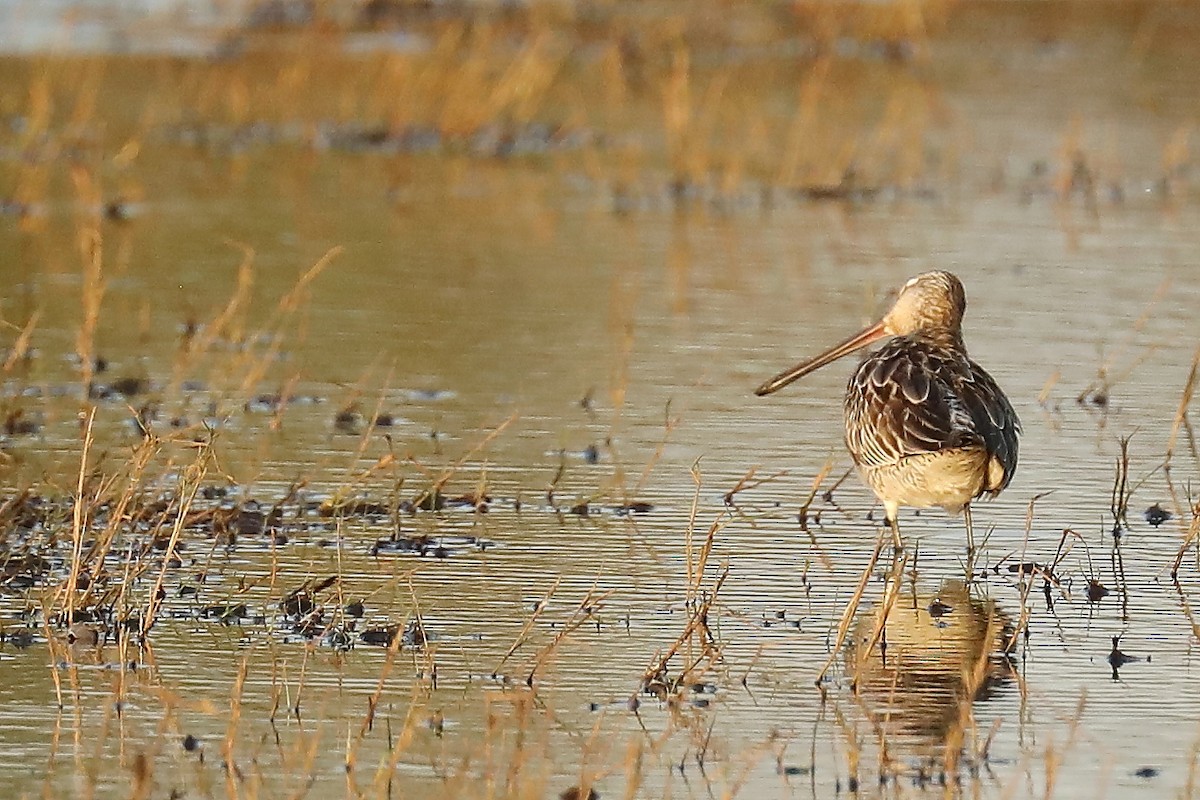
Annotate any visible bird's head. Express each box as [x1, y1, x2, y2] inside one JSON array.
[[882, 271, 966, 336]]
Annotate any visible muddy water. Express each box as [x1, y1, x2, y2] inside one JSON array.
[[2, 4, 1200, 799]]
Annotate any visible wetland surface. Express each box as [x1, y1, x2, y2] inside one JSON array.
[[1, 3, 1200, 798]]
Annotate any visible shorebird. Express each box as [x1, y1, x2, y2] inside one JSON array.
[[755, 271, 1020, 550]]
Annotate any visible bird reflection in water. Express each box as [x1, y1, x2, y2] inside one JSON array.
[[845, 581, 1016, 775]]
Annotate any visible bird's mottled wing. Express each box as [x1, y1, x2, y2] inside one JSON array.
[[844, 339, 981, 469], [956, 360, 1021, 493]]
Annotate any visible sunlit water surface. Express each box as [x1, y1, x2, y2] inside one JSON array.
[[1, 5, 1200, 799]]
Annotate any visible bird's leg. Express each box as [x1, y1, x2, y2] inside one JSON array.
[[964, 503, 976, 558], [962, 503, 984, 582], [884, 500, 903, 553]]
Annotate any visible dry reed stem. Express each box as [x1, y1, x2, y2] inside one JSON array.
[[846, 550, 907, 683], [1037, 369, 1061, 407], [824, 466, 856, 495], [74, 223, 105, 393], [601, 269, 638, 496], [944, 607, 1005, 779], [1170, 580, 1200, 646], [81, 437, 161, 609], [222, 654, 250, 797], [1110, 435, 1133, 534], [675, 631, 729, 689], [340, 365, 398, 478], [141, 445, 210, 638], [629, 400, 682, 499], [1171, 499, 1200, 579], [815, 533, 885, 684], [641, 568, 728, 691], [171, 241, 257, 395], [231, 246, 341, 405], [1002, 492, 1053, 651], [61, 407, 96, 626], [797, 459, 834, 528], [327, 454, 399, 510], [685, 458, 703, 607], [663, 43, 692, 183], [353, 601, 408, 748], [494, 578, 562, 677], [1039, 691, 1088, 800], [1, 310, 39, 372], [525, 585, 615, 683], [1076, 276, 1170, 405], [368, 689, 427, 796], [721, 465, 790, 507], [407, 412, 518, 502], [1167, 345, 1200, 466]]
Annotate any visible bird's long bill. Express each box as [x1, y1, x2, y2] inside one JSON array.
[[754, 320, 887, 396]]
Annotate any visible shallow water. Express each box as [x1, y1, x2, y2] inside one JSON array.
[[2, 3, 1200, 799]]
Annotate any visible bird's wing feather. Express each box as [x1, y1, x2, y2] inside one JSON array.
[[845, 339, 981, 468], [957, 359, 1021, 492]]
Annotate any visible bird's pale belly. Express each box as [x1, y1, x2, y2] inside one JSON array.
[[856, 446, 994, 514]]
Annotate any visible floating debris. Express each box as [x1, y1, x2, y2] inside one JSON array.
[[403, 619, 428, 648], [359, 625, 398, 647], [3, 409, 41, 435], [320, 499, 390, 518], [103, 198, 140, 222], [1086, 580, 1109, 602], [1108, 635, 1150, 679], [0, 198, 34, 217], [112, 376, 151, 396], [200, 604, 249, 622], [333, 405, 363, 433], [370, 533, 493, 558], [1144, 504, 1172, 527], [402, 388, 457, 402], [357, 619, 428, 648], [67, 624, 100, 646], [211, 502, 281, 537], [323, 627, 354, 651], [281, 577, 337, 617], [2, 629, 37, 648], [412, 489, 445, 512], [446, 492, 491, 512], [927, 599, 952, 618], [244, 393, 325, 413], [88, 376, 152, 400]]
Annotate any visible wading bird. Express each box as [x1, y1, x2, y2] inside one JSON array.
[[755, 271, 1020, 550]]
